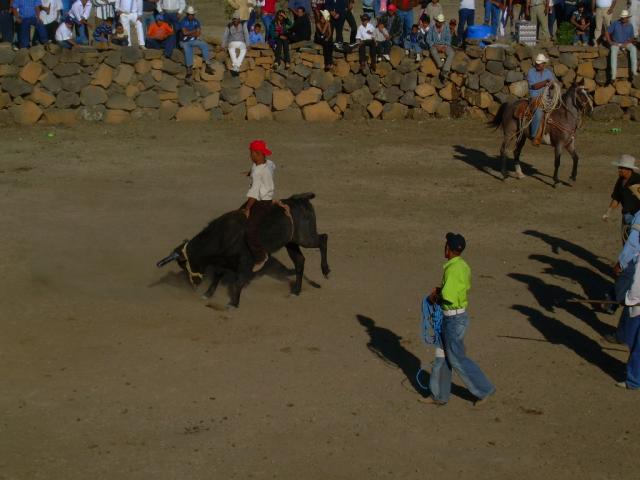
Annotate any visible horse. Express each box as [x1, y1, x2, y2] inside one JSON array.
[[489, 82, 594, 186]]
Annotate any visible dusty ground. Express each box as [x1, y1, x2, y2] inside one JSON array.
[[1, 119, 640, 479]]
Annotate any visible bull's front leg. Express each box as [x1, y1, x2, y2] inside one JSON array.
[[229, 255, 253, 308], [202, 268, 224, 300]]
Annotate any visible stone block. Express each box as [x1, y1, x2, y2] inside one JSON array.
[[28, 86, 55, 107], [104, 109, 130, 124], [594, 84, 616, 105], [53, 63, 82, 77], [381, 102, 408, 120], [77, 105, 106, 122], [576, 61, 595, 79], [485, 46, 506, 62], [61, 73, 90, 93], [19, 62, 42, 85], [55, 91, 80, 108], [302, 101, 339, 121], [2, 77, 32, 97], [113, 64, 135, 86], [415, 83, 436, 97], [591, 103, 624, 121], [247, 103, 273, 120], [367, 100, 383, 119], [43, 108, 77, 125], [136, 90, 161, 108], [91, 63, 113, 88], [176, 104, 209, 121], [10, 100, 42, 125], [106, 93, 136, 111], [273, 88, 295, 110], [274, 107, 303, 122], [295, 87, 323, 106], [80, 85, 108, 106]]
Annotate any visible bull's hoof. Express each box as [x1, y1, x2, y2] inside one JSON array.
[[322, 267, 331, 278], [501, 171, 508, 181], [227, 302, 239, 309]]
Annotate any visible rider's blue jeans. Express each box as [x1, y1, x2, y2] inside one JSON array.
[[530, 107, 544, 139]]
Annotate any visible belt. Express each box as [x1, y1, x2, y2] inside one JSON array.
[[442, 308, 466, 317]]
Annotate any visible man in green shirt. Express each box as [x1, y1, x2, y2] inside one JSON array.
[[426, 232, 495, 406]]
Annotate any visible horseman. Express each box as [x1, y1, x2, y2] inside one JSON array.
[[526, 53, 558, 146]]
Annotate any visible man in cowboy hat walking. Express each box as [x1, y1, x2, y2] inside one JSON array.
[[605, 10, 637, 83], [425, 232, 495, 406], [604, 155, 640, 245], [243, 140, 276, 273], [527, 53, 557, 145]]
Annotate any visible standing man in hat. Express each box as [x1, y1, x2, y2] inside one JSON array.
[[242, 140, 276, 273], [603, 154, 640, 245], [527, 53, 557, 145], [592, 0, 617, 43], [526, 0, 551, 40], [605, 9, 637, 83], [426, 233, 495, 406]]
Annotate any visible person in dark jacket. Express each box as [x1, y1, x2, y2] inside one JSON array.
[[326, 0, 355, 43], [380, 3, 403, 44], [268, 9, 292, 67], [288, 6, 311, 41]]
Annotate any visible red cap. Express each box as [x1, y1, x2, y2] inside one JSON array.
[[388, 4, 397, 11], [249, 140, 272, 156]]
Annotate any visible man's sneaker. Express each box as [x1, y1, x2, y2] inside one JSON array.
[[418, 396, 446, 406], [383, 54, 390, 61], [252, 258, 268, 273]]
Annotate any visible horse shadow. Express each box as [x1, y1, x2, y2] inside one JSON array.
[[452, 145, 562, 187], [511, 304, 624, 381], [508, 272, 615, 338], [523, 230, 613, 278], [356, 315, 474, 401]]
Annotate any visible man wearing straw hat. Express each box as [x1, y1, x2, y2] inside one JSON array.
[[179, 5, 216, 78], [603, 154, 640, 245], [426, 13, 454, 79], [604, 9, 637, 83], [526, 53, 557, 145]]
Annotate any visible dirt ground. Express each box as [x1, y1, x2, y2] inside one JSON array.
[[2, 119, 640, 479]]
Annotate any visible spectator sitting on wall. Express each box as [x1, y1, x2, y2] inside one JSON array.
[[373, 17, 391, 61], [112, 22, 129, 44], [380, 3, 403, 45], [288, 6, 311, 42], [426, 13, 454, 79], [93, 15, 114, 45], [179, 5, 215, 79], [605, 9, 637, 83], [68, 0, 91, 44], [356, 12, 376, 72], [571, 2, 591, 45], [404, 23, 423, 61], [249, 22, 265, 44], [222, 11, 250, 75], [268, 9, 292, 68], [55, 16, 76, 48], [314, 9, 334, 71], [146, 13, 177, 58]]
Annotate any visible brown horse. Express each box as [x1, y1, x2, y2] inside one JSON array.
[[489, 82, 593, 186]]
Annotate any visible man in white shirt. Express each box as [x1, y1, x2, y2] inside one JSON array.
[[40, 0, 62, 41], [242, 140, 276, 272], [356, 13, 376, 72], [55, 16, 76, 47], [156, 0, 185, 32], [116, 0, 145, 46], [69, 0, 91, 43], [592, 0, 617, 42]]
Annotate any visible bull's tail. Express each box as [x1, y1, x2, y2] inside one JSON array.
[[288, 192, 315, 201], [487, 102, 507, 130]]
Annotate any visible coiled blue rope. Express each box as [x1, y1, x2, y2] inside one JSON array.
[[416, 296, 443, 390]]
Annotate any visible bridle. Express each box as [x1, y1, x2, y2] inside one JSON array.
[[548, 86, 592, 141]]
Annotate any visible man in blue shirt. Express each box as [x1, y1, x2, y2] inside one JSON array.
[[12, 0, 48, 48], [605, 10, 636, 83], [179, 6, 214, 79], [526, 53, 557, 145]]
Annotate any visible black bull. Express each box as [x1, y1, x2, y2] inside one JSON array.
[[156, 193, 330, 307]]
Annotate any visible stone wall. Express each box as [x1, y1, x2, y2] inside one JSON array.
[[1, 41, 639, 125]]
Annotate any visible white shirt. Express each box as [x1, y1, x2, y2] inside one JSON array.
[[356, 23, 375, 41], [459, 0, 474, 9], [625, 258, 640, 317], [595, 0, 612, 7], [69, 0, 92, 21], [247, 161, 275, 201], [157, 0, 185, 14], [55, 22, 74, 41], [40, 0, 62, 24], [115, 0, 142, 14]]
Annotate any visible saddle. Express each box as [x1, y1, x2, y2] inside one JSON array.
[[513, 97, 542, 121]]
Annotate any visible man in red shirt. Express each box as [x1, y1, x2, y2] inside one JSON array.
[[262, 0, 277, 39], [145, 13, 177, 58]]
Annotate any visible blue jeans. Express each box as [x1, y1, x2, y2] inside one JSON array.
[[458, 8, 475, 40], [0, 10, 13, 43], [74, 22, 88, 45], [484, 0, 491, 23], [489, 3, 500, 36], [18, 17, 48, 48], [575, 31, 589, 43], [181, 39, 210, 67], [162, 11, 180, 34], [262, 14, 274, 39], [397, 9, 413, 38], [530, 106, 543, 139], [403, 39, 421, 54], [429, 312, 495, 403], [147, 35, 176, 58], [58, 39, 74, 49], [617, 309, 640, 389]]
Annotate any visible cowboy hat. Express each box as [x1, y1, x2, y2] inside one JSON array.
[[534, 53, 549, 64], [435, 13, 445, 23], [612, 154, 639, 171], [185, 5, 196, 14], [232, 10, 240, 19], [620, 9, 631, 18]]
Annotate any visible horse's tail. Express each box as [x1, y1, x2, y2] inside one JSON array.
[[487, 102, 507, 130]]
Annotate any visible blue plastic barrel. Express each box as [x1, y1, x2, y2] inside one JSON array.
[[466, 25, 492, 40]]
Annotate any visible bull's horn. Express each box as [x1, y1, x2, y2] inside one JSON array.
[[156, 251, 179, 268]]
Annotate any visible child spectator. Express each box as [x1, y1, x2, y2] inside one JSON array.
[[356, 12, 376, 72], [571, 2, 590, 45], [250, 22, 265, 44], [373, 18, 391, 61], [404, 23, 422, 61], [55, 16, 76, 48], [93, 16, 113, 45], [112, 22, 129, 45], [449, 18, 458, 45]]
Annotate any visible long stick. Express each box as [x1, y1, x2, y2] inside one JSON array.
[[565, 299, 620, 305]]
